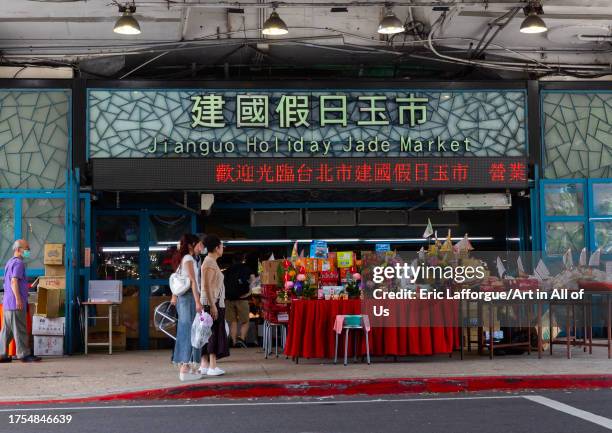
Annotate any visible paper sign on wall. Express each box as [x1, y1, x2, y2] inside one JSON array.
[[336, 252, 354, 268], [375, 243, 391, 252], [310, 241, 329, 258]]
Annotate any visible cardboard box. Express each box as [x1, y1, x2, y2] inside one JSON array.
[[261, 260, 284, 286], [88, 280, 122, 303], [88, 326, 127, 351], [44, 265, 65, 277], [44, 244, 64, 265], [32, 315, 65, 336], [34, 335, 63, 356], [94, 304, 122, 327], [36, 287, 65, 318], [120, 296, 139, 339], [37, 276, 66, 290]]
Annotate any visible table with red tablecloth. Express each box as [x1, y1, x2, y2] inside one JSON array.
[[0, 303, 33, 357], [284, 299, 460, 359]]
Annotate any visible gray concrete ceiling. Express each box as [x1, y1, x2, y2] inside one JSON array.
[[0, 1, 610, 79]]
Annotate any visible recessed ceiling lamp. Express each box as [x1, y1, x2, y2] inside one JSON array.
[[262, 8, 288, 36], [113, 3, 141, 35], [520, 1, 547, 34], [377, 6, 405, 35]]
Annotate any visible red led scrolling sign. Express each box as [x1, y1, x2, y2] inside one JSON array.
[[209, 157, 528, 190]]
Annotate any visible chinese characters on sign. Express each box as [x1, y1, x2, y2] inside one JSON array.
[[190, 93, 430, 129], [209, 158, 528, 189], [89, 89, 528, 159]]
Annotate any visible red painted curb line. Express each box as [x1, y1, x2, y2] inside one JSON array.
[[2, 374, 611, 406]]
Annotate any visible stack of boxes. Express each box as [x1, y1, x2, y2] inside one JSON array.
[[33, 244, 66, 356]]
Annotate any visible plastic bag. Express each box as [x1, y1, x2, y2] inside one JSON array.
[[191, 311, 213, 348]]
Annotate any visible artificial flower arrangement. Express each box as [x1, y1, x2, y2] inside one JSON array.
[[344, 269, 363, 299], [276, 259, 317, 300]]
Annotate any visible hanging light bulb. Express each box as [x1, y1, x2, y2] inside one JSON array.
[[113, 3, 141, 35], [262, 9, 288, 36], [377, 7, 404, 35], [519, 1, 547, 34]]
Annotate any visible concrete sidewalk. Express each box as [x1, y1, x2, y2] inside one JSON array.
[[1, 346, 610, 403]]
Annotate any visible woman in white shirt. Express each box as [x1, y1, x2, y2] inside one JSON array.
[[171, 233, 204, 381]]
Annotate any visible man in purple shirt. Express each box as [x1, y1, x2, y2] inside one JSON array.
[[0, 239, 41, 362]]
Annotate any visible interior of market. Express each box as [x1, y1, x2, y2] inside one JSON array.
[[92, 188, 532, 350]]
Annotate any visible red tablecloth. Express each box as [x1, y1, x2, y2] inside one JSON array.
[[284, 299, 460, 359], [0, 304, 33, 357]]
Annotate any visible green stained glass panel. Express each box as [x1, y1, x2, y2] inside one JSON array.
[[594, 221, 612, 254], [545, 222, 584, 256], [544, 183, 584, 216]]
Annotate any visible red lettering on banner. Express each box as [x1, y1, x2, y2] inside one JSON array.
[[489, 163, 506, 182], [374, 164, 391, 182], [415, 163, 429, 181], [509, 162, 527, 181], [394, 164, 411, 183], [316, 163, 334, 182], [355, 163, 373, 182], [257, 164, 275, 183], [336, 164, 352, 182], [297, 164, 313, 183], [452, 164, 468, 182], [432, 164, 449, 182], [236, 164, 255, 183], [216, 164, 235, 183], [276, 163, 295, 183]]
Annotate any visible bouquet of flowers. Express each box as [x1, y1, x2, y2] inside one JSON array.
[[276, 259, 317, 300], [345, 270, 362, 299]]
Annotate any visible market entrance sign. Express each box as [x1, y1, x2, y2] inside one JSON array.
[[88, 89, 527, 159]]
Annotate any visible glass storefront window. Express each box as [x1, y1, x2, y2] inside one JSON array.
[[149, 214, 191, 243], [544, 183, 584, 216], [545, 222, 584, 256], [594, 221, 612, 254], [118, 285, 139, 341], [22, 198, 66, 269], [149, 284, 174, 349], [96, 215, 139, 243], [592, 183, 612, 216], [149, 249, 176, 280], [0, 200, 15, 266], [96, 251, 140, 280]]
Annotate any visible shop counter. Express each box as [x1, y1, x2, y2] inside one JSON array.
[[0, 304, 33, 357], [284, 299, 460, 360]]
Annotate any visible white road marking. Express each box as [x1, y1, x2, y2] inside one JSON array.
[[524, 395, 612, 431], [0, 395, 523, 412]]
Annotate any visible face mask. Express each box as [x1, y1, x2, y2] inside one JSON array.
[[22, 250, 31, 259]]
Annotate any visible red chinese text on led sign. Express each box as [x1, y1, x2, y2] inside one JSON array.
[[214, 160, 527, 187]]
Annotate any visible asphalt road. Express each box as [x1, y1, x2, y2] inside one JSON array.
[[0, 389, 611, 433]]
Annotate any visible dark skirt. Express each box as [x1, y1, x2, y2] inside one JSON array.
[[202, 304, 230, 360]]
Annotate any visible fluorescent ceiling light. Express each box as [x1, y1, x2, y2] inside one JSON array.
[[364, 237, 494, 243], [224, 239, 293, 245], [102, 247, 140, 253], [102, 246, 170, 252]]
